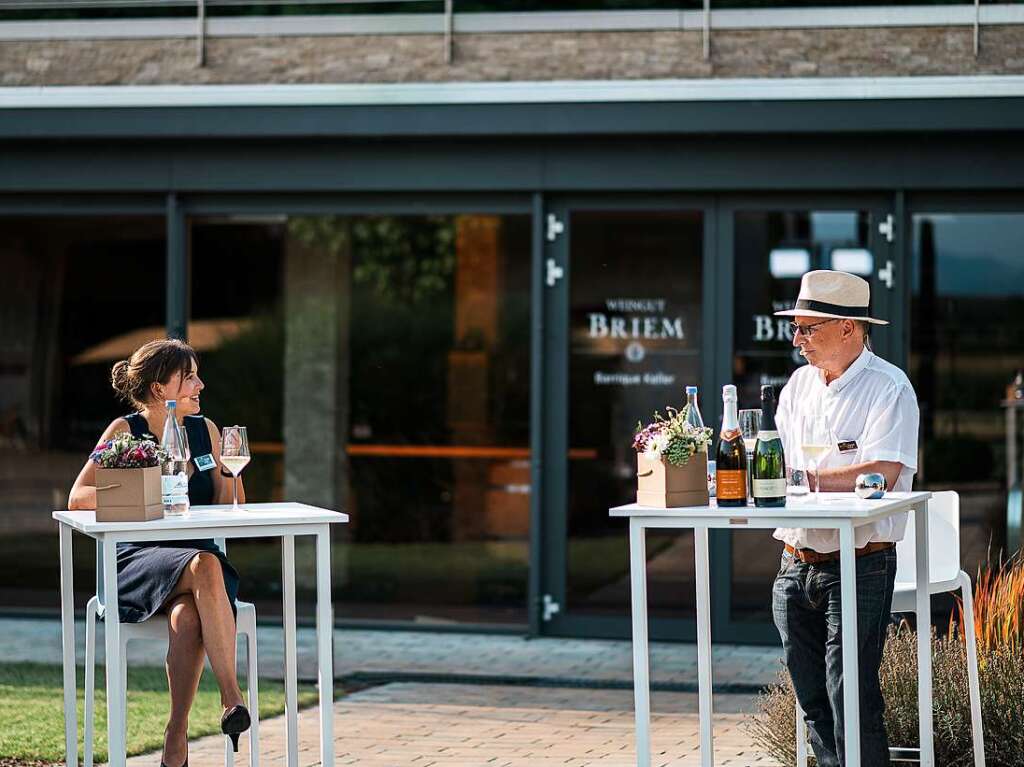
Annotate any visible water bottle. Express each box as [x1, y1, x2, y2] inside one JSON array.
[[161, 400, 190, 517], [684, 386, 705, 430]]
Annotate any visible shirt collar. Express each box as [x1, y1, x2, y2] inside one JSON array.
[[820, 347, 873, 394]]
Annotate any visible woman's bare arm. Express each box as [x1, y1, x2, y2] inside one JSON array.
[[68, 419, 132, 510]]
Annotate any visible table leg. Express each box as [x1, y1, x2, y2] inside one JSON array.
[[629, 519, 651, 767], [694, 526, 714, 767], [315, 526, 335, 767], [102, 538, 125, 767], [915, 502, 934, 767], [281, 535, 299, 767], [59, 524, 78, 767], [838, 523, 861, 767]]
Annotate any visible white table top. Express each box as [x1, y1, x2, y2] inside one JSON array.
[[610, 491, 931, 521], [53, 502, 348, 535]]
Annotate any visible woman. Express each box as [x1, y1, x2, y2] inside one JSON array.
[[69, 338, 251, 767]]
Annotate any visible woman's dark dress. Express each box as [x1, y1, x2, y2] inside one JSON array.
[[113, 413, 240, 623]]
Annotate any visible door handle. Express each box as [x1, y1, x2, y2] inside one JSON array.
[[878, 260, 894, 290], [546, 258, 564, 287], [546, 213, 565, 242], [878, 213, 895, 243]]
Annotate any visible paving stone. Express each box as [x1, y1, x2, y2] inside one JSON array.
[[120, 683, 778, 767], [0, 617, 784, 690]]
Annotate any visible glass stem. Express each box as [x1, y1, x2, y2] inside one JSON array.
[[232, 474, 239, 511], [812, 461, 820, 504], [746, 452, 754, 505]]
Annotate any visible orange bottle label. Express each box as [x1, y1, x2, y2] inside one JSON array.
[[717, 469, 747, 500]]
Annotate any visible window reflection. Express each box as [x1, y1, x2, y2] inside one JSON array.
[[0, 216, 166, 609], [566, 210, 703, 621], [911, 213, 1024, 572], [190, 214, 531, 627]]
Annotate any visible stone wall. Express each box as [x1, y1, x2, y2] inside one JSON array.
[[2, 25, 1023, 86]]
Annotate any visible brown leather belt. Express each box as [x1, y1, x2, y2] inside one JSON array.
[[784, 541, 894, 565]]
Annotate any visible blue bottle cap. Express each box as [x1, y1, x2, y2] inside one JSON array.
[[686, 386, 698, 395]]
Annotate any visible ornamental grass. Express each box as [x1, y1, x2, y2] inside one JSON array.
[[746, 555, 1024, 767]]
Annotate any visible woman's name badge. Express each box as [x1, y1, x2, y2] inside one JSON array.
[[837, 440, 859, 454], [194, 454, 217, 472]]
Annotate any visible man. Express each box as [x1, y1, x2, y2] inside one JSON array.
[[772, 270, 920, 767]]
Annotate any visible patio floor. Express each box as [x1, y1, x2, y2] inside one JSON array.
[[124, 683, 781, 767]]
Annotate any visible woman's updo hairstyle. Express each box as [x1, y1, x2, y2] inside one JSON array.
[[111, 338, 198, 409]]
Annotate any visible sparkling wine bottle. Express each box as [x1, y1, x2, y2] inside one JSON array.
[[716, 385, 747, 507], [753, 385, 786, 507]]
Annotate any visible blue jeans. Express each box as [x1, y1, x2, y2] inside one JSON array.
[[772, 546, 897, 767]]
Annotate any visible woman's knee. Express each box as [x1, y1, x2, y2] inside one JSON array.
[[168, 595, 202, 639], [189, 552, 224, 586]]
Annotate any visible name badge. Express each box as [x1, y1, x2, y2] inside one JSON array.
[[194, 453, 217, 472], [837, 440, 859, 454]]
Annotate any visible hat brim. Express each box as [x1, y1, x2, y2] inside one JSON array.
[[774, 308, 889, 326]]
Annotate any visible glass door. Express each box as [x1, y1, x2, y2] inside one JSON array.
[[717, 195, 896, 642], [188, 211, 533, 629], [540, 197, 714, 639], [906, 199, 1024, 582]]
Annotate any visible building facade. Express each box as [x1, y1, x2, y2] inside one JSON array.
[[2, 4, 1023, 643]]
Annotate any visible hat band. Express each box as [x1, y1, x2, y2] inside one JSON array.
[[795, 299, 869, 318]]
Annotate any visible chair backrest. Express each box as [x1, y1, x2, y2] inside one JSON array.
[[894, 490, 960, 585], [96, 537, 228, 611]]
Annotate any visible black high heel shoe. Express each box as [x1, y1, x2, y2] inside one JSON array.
[[221, 704, 252, 753]]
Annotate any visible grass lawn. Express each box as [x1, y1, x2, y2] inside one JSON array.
[[0, 663, 322, 764]]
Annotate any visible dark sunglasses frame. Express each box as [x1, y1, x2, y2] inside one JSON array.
[[789, 318, 841, 337]]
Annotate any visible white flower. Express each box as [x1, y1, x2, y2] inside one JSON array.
[[644, 432, 670, 462]]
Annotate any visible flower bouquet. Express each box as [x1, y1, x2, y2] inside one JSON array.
[[633, 405, 713, 508], [91, 433, 167, 522]]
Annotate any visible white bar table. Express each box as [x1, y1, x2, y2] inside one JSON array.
[[611, 490, 934, 767], [54, 502, 348, 767]]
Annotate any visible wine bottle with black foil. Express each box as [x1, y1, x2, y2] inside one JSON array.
[[753, 385, 786, 507], [716, 384, 747, 507]]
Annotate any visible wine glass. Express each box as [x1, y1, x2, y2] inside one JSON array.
[[739, 409, 761, 505], [801, 413, 832, 504], [220, 425, 250, 512]]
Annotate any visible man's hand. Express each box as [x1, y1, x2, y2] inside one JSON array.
[[812, 460, 903, 492]]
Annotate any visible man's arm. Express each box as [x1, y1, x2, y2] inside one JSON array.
[[813, 460, 903, 492]]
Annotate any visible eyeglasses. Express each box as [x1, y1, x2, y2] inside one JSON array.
[[789, 318, 839, 338]]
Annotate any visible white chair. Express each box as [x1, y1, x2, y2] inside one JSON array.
[[796, 491, 984, 767], [83, 538, 260, 767]]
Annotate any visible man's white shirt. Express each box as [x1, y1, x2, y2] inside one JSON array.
[[774, 347, 920, 553]]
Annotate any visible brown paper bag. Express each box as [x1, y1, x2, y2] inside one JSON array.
[[636, 451, 710, 508], [95, 465, 164, 522]]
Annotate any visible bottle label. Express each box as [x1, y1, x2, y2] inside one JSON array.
[[757, 430, 780, 440], [753, 478, 787, 497], [161, 473, 189, 506], [716, 469, 746, 499]]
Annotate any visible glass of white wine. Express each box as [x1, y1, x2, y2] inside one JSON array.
[[220, 425, 250, 512], [801, 413, 832, 504]]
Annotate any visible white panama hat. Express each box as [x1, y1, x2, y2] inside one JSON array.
[[774, 270, 889, 326]]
